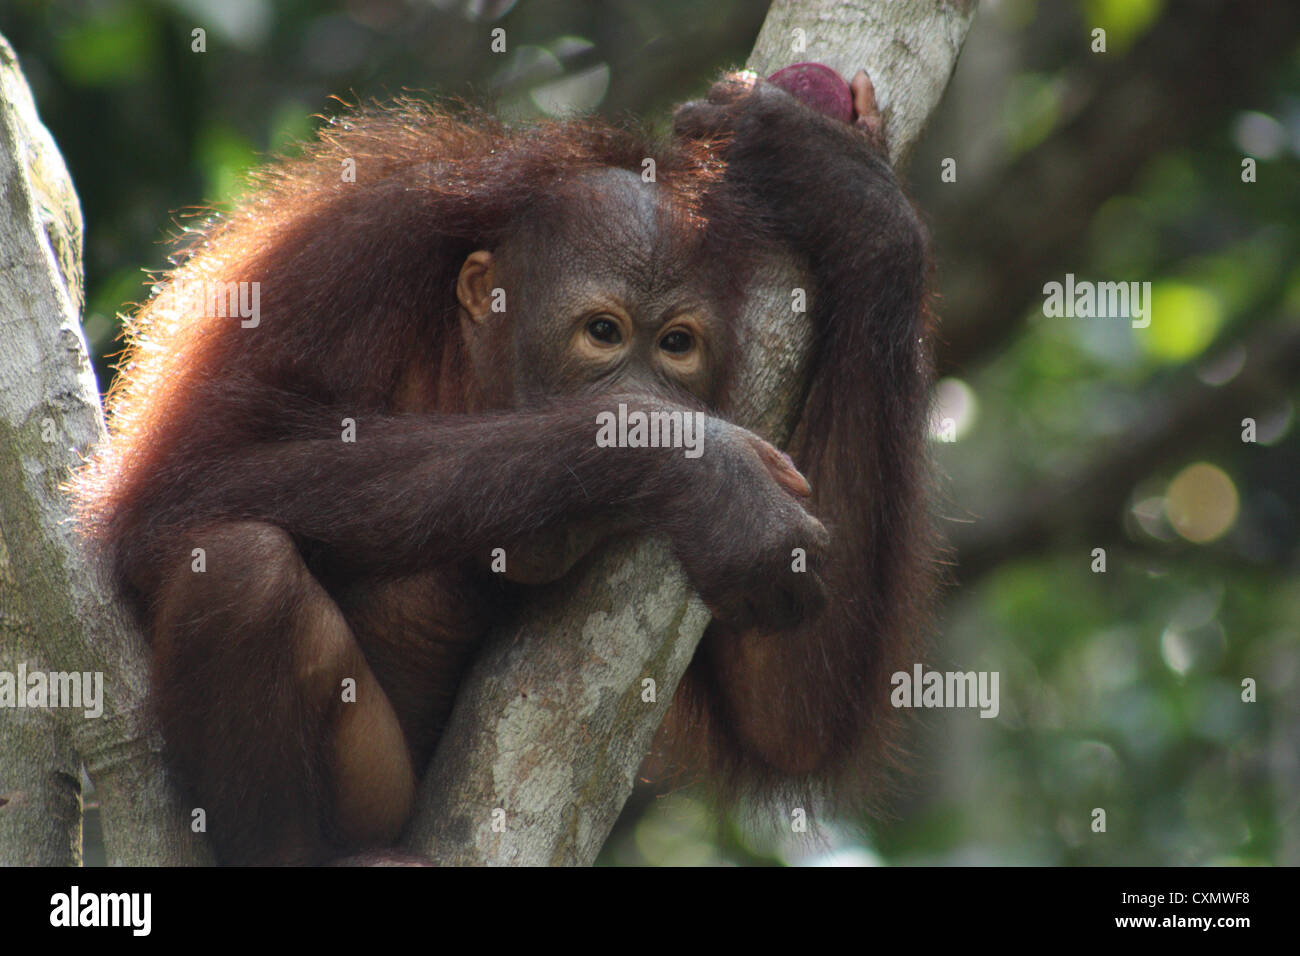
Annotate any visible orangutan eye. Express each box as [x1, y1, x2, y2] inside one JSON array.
[[659, 330, 693, 354], [586, 316, 622, 345]]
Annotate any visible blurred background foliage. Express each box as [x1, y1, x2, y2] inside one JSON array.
[[3, 0, 1296, 866]]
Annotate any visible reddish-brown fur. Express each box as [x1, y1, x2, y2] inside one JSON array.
[[74, 77, 935, 863]]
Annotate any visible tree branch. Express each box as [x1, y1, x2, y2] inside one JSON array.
[[405, 0, 977, 865], [951, 319, 1300, 585], [933, 0, 1300, 376]]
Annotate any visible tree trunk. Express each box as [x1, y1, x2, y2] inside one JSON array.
[[404, 0, 976, 865], [0, 35, 208, 865]]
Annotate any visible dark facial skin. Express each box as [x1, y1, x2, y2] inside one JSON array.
[[456, 169, 729, 408]]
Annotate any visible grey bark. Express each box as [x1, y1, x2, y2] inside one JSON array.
[[0, 0, 975, 868], [405, 0, 977, 865], [0, 34, 208, 865]]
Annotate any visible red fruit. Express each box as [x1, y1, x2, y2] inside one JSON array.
[[767, 63, 854, 123]]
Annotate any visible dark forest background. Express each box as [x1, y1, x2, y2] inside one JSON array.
[[3, 0, 1297, 865]]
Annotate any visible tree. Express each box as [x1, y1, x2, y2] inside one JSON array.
[[0, 34, 207, 865], [0, 0, 975, 867]]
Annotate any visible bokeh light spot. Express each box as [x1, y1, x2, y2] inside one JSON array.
[[1165, 462, 1239, 543]]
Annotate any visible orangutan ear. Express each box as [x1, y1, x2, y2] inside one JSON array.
[[456, 251, 496, 321]]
